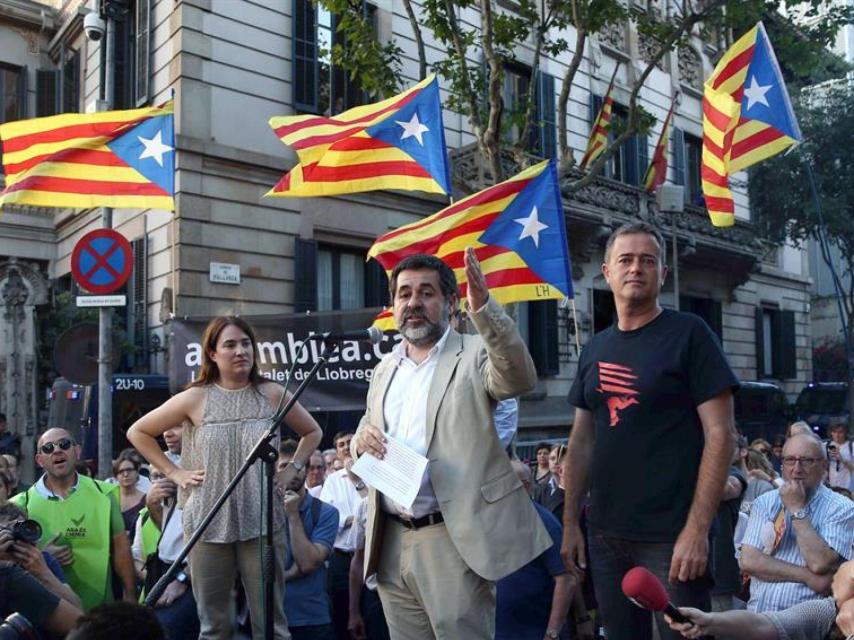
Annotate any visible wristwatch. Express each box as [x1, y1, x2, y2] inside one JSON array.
[[290, 460, 305, 472], [176, 570, 190, 586], [545, 630, 559, 639], [791, 509, 808, 520]]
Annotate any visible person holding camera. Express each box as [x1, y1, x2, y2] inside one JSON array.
[[0, 503, 83, 637], [10, 428, 137, 612], [826, 424, 854, 491], [132, 422, 199, 639]]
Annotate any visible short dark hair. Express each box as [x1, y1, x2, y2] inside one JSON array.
[[535, 442, 551, 454], [333, 431, 353, 445], [0, 501, 24, 521], [388, 254, 459, 301], [67, 602, 165, 640], [604, 222, 666, 265], [279, 439, 299, 457]]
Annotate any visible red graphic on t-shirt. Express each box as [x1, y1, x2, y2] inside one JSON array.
[[596, 362, 639, 427]]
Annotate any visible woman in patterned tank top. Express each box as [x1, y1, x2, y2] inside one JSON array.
[[128, 316, 322, 639]]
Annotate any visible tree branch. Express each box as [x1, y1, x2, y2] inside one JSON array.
[[480, 0, 505, 181], [565, 0, 726, 192], [558, 0, 586, 172], [402, 0, 427, 80], [442, 0, 484, 147]]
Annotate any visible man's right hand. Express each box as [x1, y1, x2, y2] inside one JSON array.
[[0, 529, 13, 559], [146, 479, 178, 508], [348, 612, 367, 640], [354, 425, 386, 460], [44, 540, 73, 566], [560, 520, 587, 581], [664, 607, 712, 638]]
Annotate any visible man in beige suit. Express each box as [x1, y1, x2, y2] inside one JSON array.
[[352, 249, 552, 640]]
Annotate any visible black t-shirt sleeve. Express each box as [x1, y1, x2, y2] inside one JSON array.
[[687, 319, 739, 406], [4, 564, 60, 627]]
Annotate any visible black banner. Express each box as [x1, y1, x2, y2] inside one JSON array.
[[168, 308, 400, 412]]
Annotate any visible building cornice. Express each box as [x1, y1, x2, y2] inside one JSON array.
[[0, 0, 54, 31]]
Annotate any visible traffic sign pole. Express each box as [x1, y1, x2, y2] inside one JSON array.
[[99, 22, 115, 481]]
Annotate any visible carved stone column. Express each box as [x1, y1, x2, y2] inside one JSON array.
[[0, 260, 48, 481]]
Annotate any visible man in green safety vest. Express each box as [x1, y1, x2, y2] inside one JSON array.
[[11, 428, 137, 611]]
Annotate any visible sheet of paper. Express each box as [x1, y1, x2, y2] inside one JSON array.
[[351, 435, 428, 510]]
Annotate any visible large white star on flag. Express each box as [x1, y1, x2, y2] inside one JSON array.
[[138, 130, 173, 167], [743, 76, 772, 111], [514, 206, 549, 248], [396, 113, 430, 146]]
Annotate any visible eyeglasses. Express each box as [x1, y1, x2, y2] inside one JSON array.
[[781, 456, 821, 468], [116, 467, 137, 475], [308, 464, 325, 471], [40, 438, 74, 455]]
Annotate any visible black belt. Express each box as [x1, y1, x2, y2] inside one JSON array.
[[387, 511, 444, 530], [333, 548, 354, 558]]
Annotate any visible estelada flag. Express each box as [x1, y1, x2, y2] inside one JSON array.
[[702, 22, 801, 227], [0, 101, 174, 210], [369, 159, 573, 308], [643, 97, 677, 194], [579, 65, 619, 171], [267, 75, 451, 198]]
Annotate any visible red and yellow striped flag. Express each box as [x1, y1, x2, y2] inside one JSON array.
[[579, 65, 619, 171], [267, 75, 451, 198], [702, 22, 801, 227], [372, 308, 396, 332], [0, 101, 175, 210], [369, 160, 573, 313], [643, 97, 677, 193]]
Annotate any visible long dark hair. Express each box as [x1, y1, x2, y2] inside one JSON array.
[[188, 316, 265, 388]]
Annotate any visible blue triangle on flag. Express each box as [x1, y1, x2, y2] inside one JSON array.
[[107, 114, 175, 196], [366, 78, 452, 194], [478, 161, 574, 299], [739, 25, 801, 141]]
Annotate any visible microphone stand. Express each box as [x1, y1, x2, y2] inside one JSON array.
[[144, 341, 341, 640]]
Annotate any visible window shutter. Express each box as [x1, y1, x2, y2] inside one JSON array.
[[364, 258, 388, 309], [135, 0, 151, 106], [15, 65, 28, 119], [294, 238, 318, 312], [776, 310, 796, 379], [590, 93, 603, 127], [61, 51, 80, 113], [36, 69, 59, 117], [672, 127, 685, 187], [293, 0, 319, 113], [636, 132, 649, 187], [710, 299, 723, 342], [624, 135, 638, 185], [755, 307, 765, 378], [536, 71, 556, 159], [130, 237, 148, 369], [529, 300, 558, 377]]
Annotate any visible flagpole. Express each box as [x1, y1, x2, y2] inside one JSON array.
[[671, 215, 679, 311], [570, 298, 581, 353], [97, 11, 116, 480]]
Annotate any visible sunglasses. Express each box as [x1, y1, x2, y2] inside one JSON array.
[[40, 438, 74, 455]]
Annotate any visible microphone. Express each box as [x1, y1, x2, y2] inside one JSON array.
[[307, 326, 383, 344], [621, 566, 692, 625]]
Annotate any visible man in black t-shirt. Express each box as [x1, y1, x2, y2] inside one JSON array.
[[561, 222, 738, 640], [0, 563, 81, 636]]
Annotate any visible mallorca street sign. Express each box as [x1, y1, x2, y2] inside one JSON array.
[[71, 228, 133, 295]]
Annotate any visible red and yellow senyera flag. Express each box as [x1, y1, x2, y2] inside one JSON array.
[[643, 97, 676, 194], [579, 65, 619, 171]]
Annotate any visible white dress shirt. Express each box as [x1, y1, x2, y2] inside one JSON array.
[[380, 328, 451, 519], [319, 467, 362, 551]]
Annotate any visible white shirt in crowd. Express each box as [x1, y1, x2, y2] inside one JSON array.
[[827, 439, 854, 491], [319, 467, 362, 551]]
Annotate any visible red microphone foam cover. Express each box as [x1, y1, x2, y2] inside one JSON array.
[[621, 567, 669, 612]]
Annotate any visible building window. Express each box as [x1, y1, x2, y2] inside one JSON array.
[[293, 0, 376, 115], [672, 129, 703, 206], [516, 300, 559, 376], [0, 64, 25, 124], [680, 295, 722, 340], [501, 63, 556, 158], [112, 0, 151, 109], [589, 98, 648, 186], [293, 238, 388, 312], [593, 288, 616, 334], [755, 307, 796, 379]]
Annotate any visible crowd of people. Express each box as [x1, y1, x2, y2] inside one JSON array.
[[0, 227, 854, 640]]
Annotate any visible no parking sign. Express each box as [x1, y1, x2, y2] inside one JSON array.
[[71, 229, 133, 295]]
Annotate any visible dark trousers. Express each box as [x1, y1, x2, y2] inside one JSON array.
[[361, 586, 390, 640], [153, 587, 201, 640], [290, 624, 335, 640], [587, 532, 712, 640], [329, 549, 353, 640]]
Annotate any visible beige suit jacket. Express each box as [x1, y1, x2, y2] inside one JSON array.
[[352, 297, 553, 582]]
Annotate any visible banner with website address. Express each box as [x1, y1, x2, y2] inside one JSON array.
[[168, 308, 400, 412]]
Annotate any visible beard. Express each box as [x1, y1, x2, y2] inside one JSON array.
[[400, 307, 449, 347]]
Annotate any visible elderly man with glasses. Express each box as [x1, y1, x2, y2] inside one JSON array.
[[737, 433, 854, 613]]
